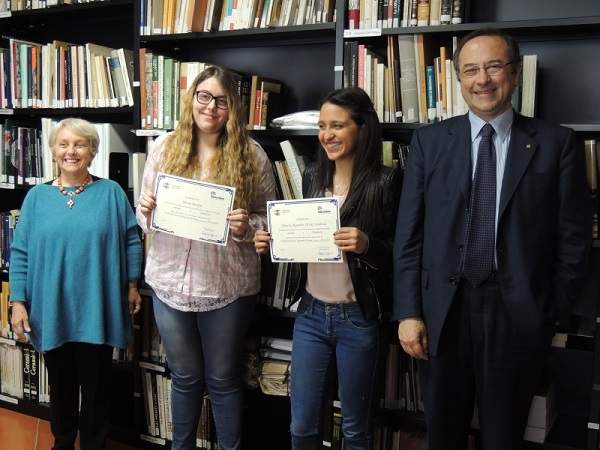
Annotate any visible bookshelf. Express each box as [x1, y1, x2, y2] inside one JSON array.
[[0, 0, 599, 449], [0, 0, 144, 448], [338, 1, 600, 450]]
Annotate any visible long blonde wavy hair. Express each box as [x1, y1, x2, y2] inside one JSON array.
[[160, 66, 257, 209]]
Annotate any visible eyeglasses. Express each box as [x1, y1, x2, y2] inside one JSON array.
[[195, 90, 229, 110], [460, 61, 516, 78]]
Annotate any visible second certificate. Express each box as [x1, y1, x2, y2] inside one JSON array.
[[151, 172, 236, 246], [268, 198, 342, 263]]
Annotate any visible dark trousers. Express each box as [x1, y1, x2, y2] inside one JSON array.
[[44, 342, 113, 450], [418, 277, 551, 450]]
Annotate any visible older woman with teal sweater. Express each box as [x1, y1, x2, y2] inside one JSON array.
[[9, 118, 142, 450]]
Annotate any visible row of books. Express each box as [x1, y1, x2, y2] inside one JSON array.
[[0, 282, 10, 338], [140, 368, 218, 449], [325, 382, 552, 448], [0, 122, 44, 187], [257, 336, 292, 396], [344, 35, 537, 124], [0, 38, 134, 109], [2, 281, 134, 364], [381, 342, 556, 443], [140, 293, 168, 365], [383, 141, 409, 171], [0, 211, 18, 272], [321, 400, 426, 449], [0, 0, 103, 12], [259, 142, 303, 309], [347, 0, 465, 30], [139, 0, 334, 36], [0, 342, 49, 404], [0, 119, 134, 188], [584, 139, 600, 240], [381, 343, 424, 412], [470, 383, 557, 444], [141, 368, 174, 440], [138, 49, 283, 131]]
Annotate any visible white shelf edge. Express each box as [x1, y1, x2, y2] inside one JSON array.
[[0, 336, 16, 346], [139, 361, 166, 372], [0, 394, 19, 404], [140, 434, 166, 445], [133, 129, 168, 137]]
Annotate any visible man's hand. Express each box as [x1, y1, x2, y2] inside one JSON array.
[[398, 318, 429, 360], [10, 302, 31, 342]]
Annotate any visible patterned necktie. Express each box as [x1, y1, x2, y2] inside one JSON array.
[[463, 123, 496, 287]]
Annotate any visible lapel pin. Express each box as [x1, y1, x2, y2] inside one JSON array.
[[526, 144, 532, 150]]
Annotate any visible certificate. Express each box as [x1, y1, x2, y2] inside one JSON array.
[[151, 172, 235, 246], [267, 198, 342, 263]]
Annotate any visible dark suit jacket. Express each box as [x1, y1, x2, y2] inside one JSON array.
[[392, 113, 592, 356]]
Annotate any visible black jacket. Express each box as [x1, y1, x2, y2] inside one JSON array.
[[288, 163, 402, 321]]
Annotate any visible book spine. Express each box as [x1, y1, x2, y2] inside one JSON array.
[[22, 346, 30, 401], [29, 349, 38, 403], [425, 65, 436, 122], [440, 0, 451, 23], [451, 0, 462, 24]]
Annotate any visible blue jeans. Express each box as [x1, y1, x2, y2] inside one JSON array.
[[152, 295, 255, 450], [290, 293, 380, 450]]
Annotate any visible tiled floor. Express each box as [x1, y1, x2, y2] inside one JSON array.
[[0, 407, 142, 450]]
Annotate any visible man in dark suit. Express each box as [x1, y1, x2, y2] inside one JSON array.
[[393, 28, 592, 450]]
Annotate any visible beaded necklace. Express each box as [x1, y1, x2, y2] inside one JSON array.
[[56, 175, 92, 209]]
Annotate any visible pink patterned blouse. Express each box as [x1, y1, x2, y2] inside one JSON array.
[[136, 133, 276, 312]]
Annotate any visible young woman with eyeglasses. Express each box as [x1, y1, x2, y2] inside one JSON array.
[[137, 65, 276, 450]]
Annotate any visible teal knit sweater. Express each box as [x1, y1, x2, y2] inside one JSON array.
[[9, 178, 142, 352]]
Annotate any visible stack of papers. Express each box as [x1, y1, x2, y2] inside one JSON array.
[[270, 111, 320, 129]]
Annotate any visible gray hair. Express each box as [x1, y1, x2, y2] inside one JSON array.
[[49, 118, 100, 158]]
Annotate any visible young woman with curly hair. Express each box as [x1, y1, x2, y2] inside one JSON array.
[[137, 65, 276, 450]]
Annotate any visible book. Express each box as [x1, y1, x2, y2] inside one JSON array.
[[397, 35, 419, 123], [133, 152, 147, 207], [279, 140, 305, 199], [584, 139, 598, 239]]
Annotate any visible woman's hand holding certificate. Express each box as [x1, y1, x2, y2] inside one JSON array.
[[151, 172, 236, 246], [267, 198, 342, 263]]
